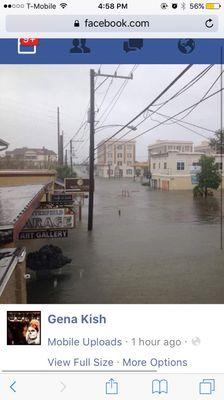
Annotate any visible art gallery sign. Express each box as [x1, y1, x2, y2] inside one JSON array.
[[23, 208, 74, 230], [19, 230, 68, 240]]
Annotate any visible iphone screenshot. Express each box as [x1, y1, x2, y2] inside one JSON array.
[[0, 0, 224, 398]]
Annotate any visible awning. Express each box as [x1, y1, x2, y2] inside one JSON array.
[[0, 183, 51, 244]]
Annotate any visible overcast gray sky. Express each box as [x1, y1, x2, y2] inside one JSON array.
[[0, 64, 221, 162]]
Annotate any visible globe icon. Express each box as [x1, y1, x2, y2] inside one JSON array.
[[178, 39, 195, 54]]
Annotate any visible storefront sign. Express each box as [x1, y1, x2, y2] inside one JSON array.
[[24, 208, 74, 230], [19, 230, 68, 240], [65, 178, 90, 192], [191, 175, 199, 184], [51, 194, 73, 205]]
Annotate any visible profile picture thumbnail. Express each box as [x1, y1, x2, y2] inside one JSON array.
[[7, 311, 41, 345]]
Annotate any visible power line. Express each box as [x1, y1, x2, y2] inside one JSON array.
[[119, 87, 224, 144], [94, 64, 193, 152], [147, 109, 216, 134], [93, 85, 224, 163], [97, 64, 216, 148], [150, 64, 213, 108], [96, 65, 137, 127], [174, 66, 222, 124]]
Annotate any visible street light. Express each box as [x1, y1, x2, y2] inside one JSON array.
[[95, 124, 137, 132]]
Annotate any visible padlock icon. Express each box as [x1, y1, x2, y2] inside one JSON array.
[[74, 20, 80, 28]]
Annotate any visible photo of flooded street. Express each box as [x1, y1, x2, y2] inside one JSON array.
[[26, 178, 224, 304]]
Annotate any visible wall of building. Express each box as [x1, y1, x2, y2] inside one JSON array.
[[149, 150, 222, 190], [97, 140, 136, 178], [0, 259, 27, 304], [0, 171, 56, 187]]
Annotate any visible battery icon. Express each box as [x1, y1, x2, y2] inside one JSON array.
[[206, 3, 221, 9]]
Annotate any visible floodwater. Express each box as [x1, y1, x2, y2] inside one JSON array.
[[26, 178, 224, 304]]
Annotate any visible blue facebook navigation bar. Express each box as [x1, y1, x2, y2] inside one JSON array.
[[0, 38, 224, 64]]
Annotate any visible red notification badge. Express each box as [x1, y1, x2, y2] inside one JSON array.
[[20, 38, 39, 47]]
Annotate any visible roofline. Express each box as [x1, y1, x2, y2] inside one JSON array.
[[148, 140, 194, 149], [0, 169, 56, 177], [13, 182, 53, 241]]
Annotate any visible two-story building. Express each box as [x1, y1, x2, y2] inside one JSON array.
[[148, 140, 223, 190], [5, 147, 57, 168], [97, 139, 136, 178]]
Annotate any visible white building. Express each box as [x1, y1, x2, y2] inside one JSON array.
[[97, 139, 136, 178], [148, 140, 223, 190]]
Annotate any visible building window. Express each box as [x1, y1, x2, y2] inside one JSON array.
[[117, 145, 123, 150], [117, 161, 122, 166], [108, 153, 112, 158], [117, 153, 123, 158], [153, 163, 156, 169], [108, 161, 113, 166], [127, 161, 132, 166], [164, 162, 167, 169], [127, 144, 133, 150], [126, 169, 132, 175], [177, 161, 185, 170], [192, 162, 200, 166], [127, 153, 132, 158]]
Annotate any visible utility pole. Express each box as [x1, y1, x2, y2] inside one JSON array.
[[60, 131, 64, 165], [70, 139, 73, 173], [88, 69, 95, 231], [88, 69, 133, 231], [57, 106, 60, 165], [69, 138, 84, 174], [108, 163, 111, 179], [65, 149, 68, 166]]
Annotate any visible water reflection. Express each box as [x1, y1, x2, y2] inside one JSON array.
[[193, 195, 220, 224]]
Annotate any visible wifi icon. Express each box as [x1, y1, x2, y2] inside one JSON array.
[[60, 3, 67, 8]]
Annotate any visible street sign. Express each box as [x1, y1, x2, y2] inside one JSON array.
[[19, 230, 68, 240], [51, 193, 73, 205], [65, 178, 90, 192], [24, 208, 74, 230]]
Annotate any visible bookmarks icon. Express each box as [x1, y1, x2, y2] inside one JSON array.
[[152, 379, 168, 394]]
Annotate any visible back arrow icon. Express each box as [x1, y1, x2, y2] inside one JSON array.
[[10, 381, 16, 393]]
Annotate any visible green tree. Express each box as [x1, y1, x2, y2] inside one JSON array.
[[194, 155, 222, 197], [210, 129, 224, 153], [55, 165, 77, 181]]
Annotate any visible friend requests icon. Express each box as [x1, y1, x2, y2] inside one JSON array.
[[199, 379, 215, 395]]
